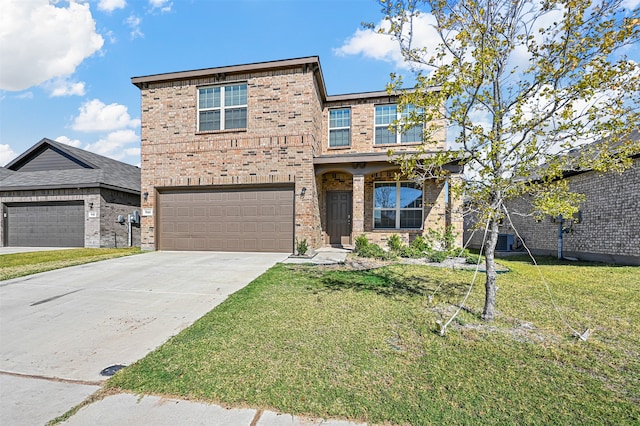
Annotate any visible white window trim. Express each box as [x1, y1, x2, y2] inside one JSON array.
[[374, 104, 423, 145], [373, 181, 424, 229], [328, 107, 351, 147], [197, 83, 247, 132]]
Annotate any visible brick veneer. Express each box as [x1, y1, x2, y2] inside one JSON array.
[[136, 59, 460, 252], [139, 66, 324, 250], [464, 157, 640, 265], [321, 98, 446, 155], [0, 188, 140, 248]]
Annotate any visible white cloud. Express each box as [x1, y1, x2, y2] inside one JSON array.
[[105, 30, 117, 44], [54, 135, 83, 148], [336, 6, 573, 78], [149, 0, 172, 13], [84, 129, 140, 160], [98, 0, 126, 13], [72, 99, 140, 132], [126, 15, 143, 39], [124, 147, 141, 156], [16, 92, 34, 99], [0, 144, 18, 166], [335, 14, 442, 70], [0, 0, 104, 91], [622, 0, 640, 9], [335, 24, 406, 68], [47, 78, 86, 97]]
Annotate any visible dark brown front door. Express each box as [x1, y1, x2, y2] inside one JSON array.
[[327, 191, 352, 246]]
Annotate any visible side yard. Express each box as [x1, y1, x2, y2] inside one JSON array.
[[106, 257, 640, 425]]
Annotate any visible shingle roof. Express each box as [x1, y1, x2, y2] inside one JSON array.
[[1, 138, 140, 193], [0, 167, 14, 181]]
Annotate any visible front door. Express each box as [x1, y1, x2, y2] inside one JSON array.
[[327, 191, 352, 246]]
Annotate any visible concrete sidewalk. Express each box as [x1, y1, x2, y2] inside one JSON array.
[[62, 393, 366, 425], [0, 251, 289, 425], [58, 247, 363, 426], [282, 247, 351, 265], [1, 248, 361, 425]]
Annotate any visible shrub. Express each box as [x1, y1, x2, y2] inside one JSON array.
[[410, 235, 432, 253], [364, 244, 396, 260], [427, 225, 458, 252], [354, 234, 370, 253], [428, 250, 449, 263], [398, 245, 424, 258], [387, 234, 404, 253], [354, 234, 396, 260], [295, 238, 309, 256], [465, 253, 482, 264]]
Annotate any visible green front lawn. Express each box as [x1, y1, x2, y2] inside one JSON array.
[[107, 257, 639, 425], [0, 248, 142, 281]]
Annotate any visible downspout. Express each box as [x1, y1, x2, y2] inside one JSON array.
[[127, 214, 133, 247], [557, 214, 563, 260]]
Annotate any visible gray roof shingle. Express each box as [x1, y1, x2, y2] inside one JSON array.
[[0, 167, 14, 181], [1, 138, 140, 193]]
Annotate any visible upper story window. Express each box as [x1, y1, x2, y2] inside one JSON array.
[[329, 108, 351, 147], [374, 181, 423, 229], [374, 104, 424, 145], [198, 83, 247, 132]]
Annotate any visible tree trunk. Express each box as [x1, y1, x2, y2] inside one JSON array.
[[482, 219, 500, 321]]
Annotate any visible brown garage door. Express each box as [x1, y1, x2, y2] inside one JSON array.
[[6, 201, 85, 247], [157, 186, 294, 252]]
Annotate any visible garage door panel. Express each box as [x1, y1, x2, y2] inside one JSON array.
[[158, 186, 293, 252], [6, 202, 84, 247], [243, 206, 258, 217], [243, 222, 257, 233], [261, 222, 276, 232]]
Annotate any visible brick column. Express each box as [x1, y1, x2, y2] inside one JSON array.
[[352, 174, 365, 236]]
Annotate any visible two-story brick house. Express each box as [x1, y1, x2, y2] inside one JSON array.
[[132, 56, 462, 252]]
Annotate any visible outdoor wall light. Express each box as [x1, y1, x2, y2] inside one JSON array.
[[300, 187, 307, 197], [143, 191, 149, 201]]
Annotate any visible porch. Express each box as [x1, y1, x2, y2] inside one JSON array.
[[313, 152, 463, 248]]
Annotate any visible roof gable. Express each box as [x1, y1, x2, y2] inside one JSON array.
[[6, 138, 95, 172], [1, 138, 140, 193], [8, 144, 93, 172]]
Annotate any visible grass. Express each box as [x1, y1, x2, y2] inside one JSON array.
[[0, 248, 142, 281], [106, 256, 639, 425]]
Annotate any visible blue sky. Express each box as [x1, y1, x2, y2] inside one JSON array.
[[0, 0, 415, 166], [1, 0, 638, 167]]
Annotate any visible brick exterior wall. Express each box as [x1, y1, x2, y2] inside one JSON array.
[[99, 188, 141, 248], [139, 66, 324, 250], [363, 171, 452, 246], [321, 98, 447, 155], [137, 59, 461, 252], [0, 188, 140, 248], [464, 157, 640, 265]]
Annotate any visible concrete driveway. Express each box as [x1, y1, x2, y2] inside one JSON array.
[[0, 250, 288, 425]]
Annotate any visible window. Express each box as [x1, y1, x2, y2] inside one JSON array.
[[329, 108, 351, 147], [198, 83, 247, 131], [374, 104, 424, 145], [374, 181, 423, 229]]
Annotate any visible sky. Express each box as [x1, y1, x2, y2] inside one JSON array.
[[0, 0, 416, 166], [1, 0, 638, 167]]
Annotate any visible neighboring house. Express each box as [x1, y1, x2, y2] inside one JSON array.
[[0, 167, 13, 181], [464, 131, 640, 265], [132, 56, 463, 253], [0, 138, 141, 248]]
